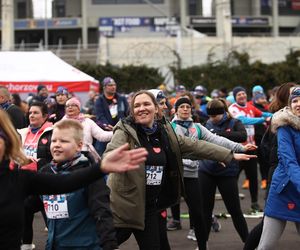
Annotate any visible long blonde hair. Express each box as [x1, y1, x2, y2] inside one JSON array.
[[0, 110, 29, 165]]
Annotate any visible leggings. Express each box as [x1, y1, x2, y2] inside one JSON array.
[[198, 172, 249, 242], [22, 195, 47, 244], [116, 212, 160, 250], [166, 177, 208, 250], [183, 177, 208, 250], [243, 219, 263, 250], [258, 215, 300, 250], [239, 156, 258, 203]]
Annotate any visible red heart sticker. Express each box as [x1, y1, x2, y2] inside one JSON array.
[[153, 147, 161, 153], [288, 202, 296, 210], [41, 138, 48, 144], [189, 128, 196, 134]]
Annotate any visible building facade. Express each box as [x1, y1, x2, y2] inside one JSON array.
[[0, 0, 299, 47]]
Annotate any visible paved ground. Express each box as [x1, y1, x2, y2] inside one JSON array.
[[33, 175, 300, 249]]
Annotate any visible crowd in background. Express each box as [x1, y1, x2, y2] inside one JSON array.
[[0, 77, 299, 250]]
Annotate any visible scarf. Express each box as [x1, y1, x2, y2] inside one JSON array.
[[141, 121, 158, 135], [0, 101, 11, 111], [50, 152, 83, 173], [64, 113, 86, 122]]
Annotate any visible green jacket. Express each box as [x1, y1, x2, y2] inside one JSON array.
[[104, 117, 233, 230]]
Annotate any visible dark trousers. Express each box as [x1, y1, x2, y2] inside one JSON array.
[[116, 212, 160, 250], [239, 156, 258, 203], [198, 172, 249, 242], [170, 203, 180, 221], [22, 195, 47, 244], [158, 210, 171, 250], [243, 219, 264, 250], [184, 177, 208, 250]]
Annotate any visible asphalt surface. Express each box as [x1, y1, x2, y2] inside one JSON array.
[[33, 174, 300, 250]]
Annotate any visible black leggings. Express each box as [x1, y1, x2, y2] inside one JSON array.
[[198, 172, 249, 242], [183, 177, 208, 249], [243, 219, 264, 250], [165, 177, 208, 249], [116, 212, 160, 250], [22, 195, 47, 244], [239, 157, 258, 203]]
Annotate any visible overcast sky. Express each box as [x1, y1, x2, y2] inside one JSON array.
[[32, 0, 213, 18]]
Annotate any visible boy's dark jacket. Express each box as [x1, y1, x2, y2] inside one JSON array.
[[40, 153, 118, 250]]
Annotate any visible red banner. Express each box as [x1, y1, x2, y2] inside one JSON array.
[[0, 81, 99, 93], [292, 0, 300, 10]]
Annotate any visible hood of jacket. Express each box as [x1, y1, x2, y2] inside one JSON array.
[[271, 106, 300, 133]]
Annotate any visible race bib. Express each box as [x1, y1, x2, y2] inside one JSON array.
[[146, 165, 164, 185], [245, 125, 255, 136], [24, 145, 37, 159], [43, 194, 69, 219], [109, 104, 118, 118]]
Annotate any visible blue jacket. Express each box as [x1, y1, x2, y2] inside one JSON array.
[[198, 114, 247, 176], [265, 107, 300, 222], [95, 93, 129, 126]]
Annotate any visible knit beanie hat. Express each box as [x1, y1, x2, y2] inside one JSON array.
[[102, 77, 116, 86], [252, 85, 264, 94], [174, 97, 192, 112], [148, 89, 166, 102], [37, 84, 47, 93], [289, 87, 300, 106], [56, 86, 69, 96], [253, 93, 266, 103], [232, 86, 246, 100], [66, 97, 81, 110]]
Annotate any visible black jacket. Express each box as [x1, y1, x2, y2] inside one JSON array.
[[0, 159, 103, 250], [6, 104, 26, 129]]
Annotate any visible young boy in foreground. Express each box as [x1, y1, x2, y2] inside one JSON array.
[[41, 119, 118, 250]]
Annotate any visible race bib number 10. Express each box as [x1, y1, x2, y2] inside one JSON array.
[[43, 194, 69, 219], [146, 165, 164, 185]]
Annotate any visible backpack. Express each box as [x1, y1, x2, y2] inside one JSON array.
[[171, 122, 202, 139]]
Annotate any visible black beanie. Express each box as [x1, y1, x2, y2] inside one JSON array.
[[232, 86, 246, 100], [174, 97, 192, 112], [37, 84, 47, 93]]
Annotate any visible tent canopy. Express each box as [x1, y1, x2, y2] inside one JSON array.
[[0, 51, 98, 93]]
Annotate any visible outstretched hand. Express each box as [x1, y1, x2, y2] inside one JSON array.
[[101, 143, 148, 173], [243, 143, 257, 151], [233, 153, 257, 161]]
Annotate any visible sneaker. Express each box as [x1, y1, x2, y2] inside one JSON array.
[[261, 179, 267, 189], [187, 229, 197, 241], [211, 216, 221, 232], [239, 193, 245, 199], [242, 179, 249, 189], [251, 202, 262, 212], [167, 220, 182, 231], [21, 244, 35, 250]]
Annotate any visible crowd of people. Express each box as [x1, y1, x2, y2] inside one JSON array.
[[0, 78, 299, 250]]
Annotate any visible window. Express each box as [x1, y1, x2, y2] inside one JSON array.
[[92, 0, 163, 4], [17, 2, 26, 19]]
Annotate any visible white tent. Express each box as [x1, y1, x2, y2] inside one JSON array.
[[0, 51, 98, 94]]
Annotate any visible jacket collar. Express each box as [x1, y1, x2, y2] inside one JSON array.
[[271, 106, 300, 133]]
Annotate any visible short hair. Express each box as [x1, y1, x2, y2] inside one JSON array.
[[29, 101, 48, 117], [53, 119, 83, 143], [0, 86, 10, 100]]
